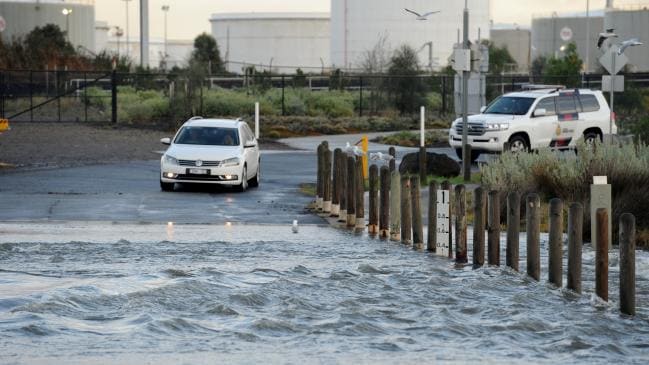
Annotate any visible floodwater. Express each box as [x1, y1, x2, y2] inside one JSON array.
[[1, 222, 649, 365]]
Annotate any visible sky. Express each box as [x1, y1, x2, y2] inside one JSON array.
[[94, 0, 641, 41]]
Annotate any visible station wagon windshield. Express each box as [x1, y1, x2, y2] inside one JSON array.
[[174, 126, 240, 146], [484, 97, 536, 115]]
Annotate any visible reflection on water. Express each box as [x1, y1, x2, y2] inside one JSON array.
[[1, 224, 649, 364]]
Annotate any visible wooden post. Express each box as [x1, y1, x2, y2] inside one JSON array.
[[400, 175, 412, 245], [419, 146, 427, 184], [388, 146, 396, 172], [368, 164, 379, 234], [619, 213, 636, 316], [441, 181, 453, 259], [427, 181, 438, 252], [355, 157, 365, 229], [389, 170, 401, 241], [379, 165, 390, 238], [506, 192, 520, 271], [323, 149, 332, 213], [338, 153, 348, 223], [596, 208, 609, 301], [487, 190, 500, 266], [346, 155, 356, 228], [455, 184, 467, 263], [463, 144, 472, 182], [548, 198, 563, 287], [331, 148, 341, 217], [526, 194, 541, 281], [411, 176, 424, 250], [316, 143, 323, 210], [567, 202, 583, 294], [473, 186, 486, 267]]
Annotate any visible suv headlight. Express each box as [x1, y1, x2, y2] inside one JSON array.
[[486, 123, 509, 131], [163, 154, 178, 165], [221, 157, 241, 167]]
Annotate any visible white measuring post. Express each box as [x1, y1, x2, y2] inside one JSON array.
[[420, 106, 425, 147], [591, 176, 612, 250], [254, 102, 260, 139], [436, 189, 451, 257]]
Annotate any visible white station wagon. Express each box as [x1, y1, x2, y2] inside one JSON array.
[[159, 117, 260, 192], [449, 88, 616, 162]]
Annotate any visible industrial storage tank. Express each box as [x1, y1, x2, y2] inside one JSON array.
[[531, 14, 604, 73], [0, 0, 95, 52], [210, 12, 331, 74], [330, 0, 490, 71], [605, 7, 649, 72]]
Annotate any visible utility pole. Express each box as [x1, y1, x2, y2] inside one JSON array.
[[140, 0, 149, 68], [585, 0, 591, 74], [461, 0, 470, 182], [162, 5, 169, 69]]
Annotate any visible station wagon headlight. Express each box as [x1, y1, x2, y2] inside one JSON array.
[[486, 123, 509, 131], [163, 154, 178, 165], [221, 157, 241, 167]]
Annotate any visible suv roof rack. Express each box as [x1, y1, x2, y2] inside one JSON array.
[[188, 116, 203, 121], [520, 84, 566, 93]]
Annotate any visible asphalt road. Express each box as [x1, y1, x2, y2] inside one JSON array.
[[0, 151, 324, 225]]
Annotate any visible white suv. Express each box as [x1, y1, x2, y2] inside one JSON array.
[[449, 88, 615, 161], [159, 117, 260, 192]]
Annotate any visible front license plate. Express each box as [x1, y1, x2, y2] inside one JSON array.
[[188, 168, 209, 175]]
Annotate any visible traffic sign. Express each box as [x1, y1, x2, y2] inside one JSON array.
[[560, 27, 573, 41], [602, 75, 625, 92], [599, 46, 628, 75]]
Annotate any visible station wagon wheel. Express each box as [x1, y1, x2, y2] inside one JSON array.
[[238, 166, 248, 192], [508, 135, 529, 153], [249, 163, 260, 188]]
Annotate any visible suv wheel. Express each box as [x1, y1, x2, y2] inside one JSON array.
[[454, 148, 481, 163], [584, 131, 601, 145], [508, 135, 529, 153]]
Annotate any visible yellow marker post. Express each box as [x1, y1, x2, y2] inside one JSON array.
[[0, 119, 9, 134], [361, 135, 369, 179]]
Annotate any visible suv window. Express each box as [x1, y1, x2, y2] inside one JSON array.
[[578, 94, 600, 112], [557, 95, 577, 114], [484, 96, 536, 115], [535, 97, 556, 116]]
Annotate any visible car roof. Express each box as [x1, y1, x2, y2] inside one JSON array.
[[182, 118, 242, 128], [504, 89, 599, 99]]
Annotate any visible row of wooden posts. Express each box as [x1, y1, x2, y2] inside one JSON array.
[[315, 141, 638, 316]]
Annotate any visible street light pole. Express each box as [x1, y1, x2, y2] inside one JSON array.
[[122, 0, 131, 58], [62, 8, 72, 41], [162, 5, 169, 67], [585, 0, 591, 74], [461, 0, 470, 182]]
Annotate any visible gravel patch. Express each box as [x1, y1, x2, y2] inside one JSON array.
[[0, 122, 295, 172]]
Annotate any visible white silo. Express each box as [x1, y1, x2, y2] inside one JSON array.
[[330, 0, 490, 71]]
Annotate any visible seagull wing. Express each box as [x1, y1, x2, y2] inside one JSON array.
[[421, 11, 440, 17], [404, 8, 422, 17], [597, 36, 606, 49]]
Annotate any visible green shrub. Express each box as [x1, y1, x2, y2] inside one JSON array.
[[304, 91, 355, 118], [481, 142, 649, 245]]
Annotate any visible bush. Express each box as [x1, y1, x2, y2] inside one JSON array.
[[481, 142, 649, 246], [304, 91, 355, 118]]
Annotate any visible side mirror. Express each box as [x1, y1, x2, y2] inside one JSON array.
[[160, 137, 171, 145], [533, 108, 546, 117], [480, 106, 487, 113], [244, 140, 257, 148]]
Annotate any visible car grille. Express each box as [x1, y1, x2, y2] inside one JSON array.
[[178, 159, 221, 167], [455, 123, 486, 136]]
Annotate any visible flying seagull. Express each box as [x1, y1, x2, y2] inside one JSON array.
[[597, 28, 618, 49], [618, 38, 643, 55], [404, 8, 440, 20]]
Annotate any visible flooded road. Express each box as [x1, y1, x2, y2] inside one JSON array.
[[1, 223, 649, 364]]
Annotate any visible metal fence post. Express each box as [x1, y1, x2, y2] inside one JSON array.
[[0, 71, 4, 118], [281, 75, 285, 116], [84, 71, 88, 123], [359, 76, 363, 117], [30, 70, 34, 122], [111, 70, 117, 124]]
